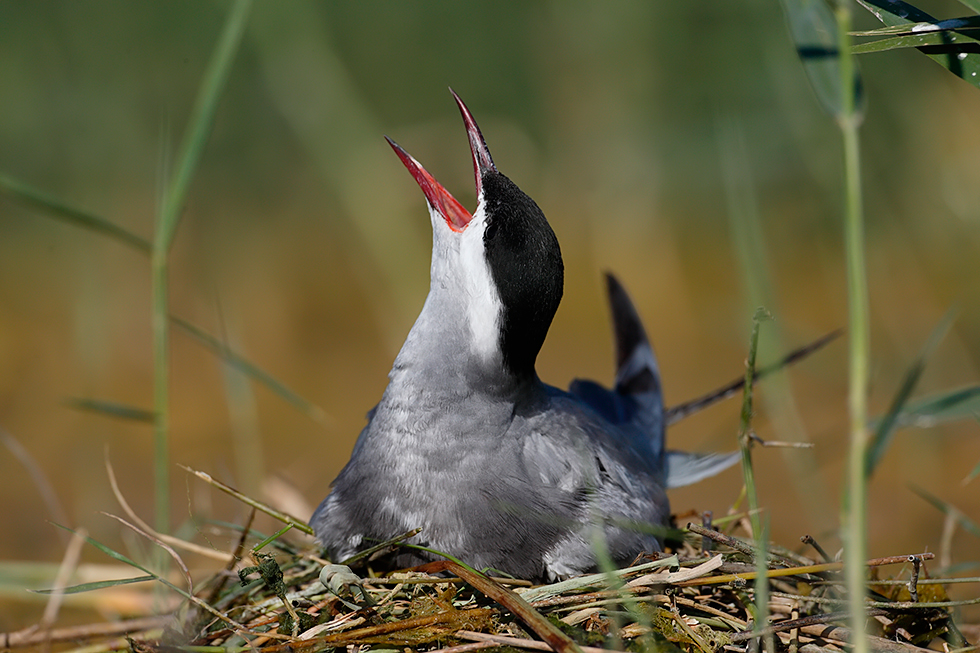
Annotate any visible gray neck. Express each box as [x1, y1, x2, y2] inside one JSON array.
[[387, 282, 534, 401], [382, 200, 540, 401]]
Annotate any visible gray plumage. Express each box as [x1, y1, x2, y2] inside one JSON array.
[[311, 92, 733, 580]]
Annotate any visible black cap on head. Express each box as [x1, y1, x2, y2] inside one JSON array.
[[481, 170, 563, 380]]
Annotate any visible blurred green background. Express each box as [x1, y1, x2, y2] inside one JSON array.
[[2, 0, 980, 626]]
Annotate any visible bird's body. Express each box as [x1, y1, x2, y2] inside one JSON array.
[[311, 92, 731, 580], [317, 374, 669, 579]]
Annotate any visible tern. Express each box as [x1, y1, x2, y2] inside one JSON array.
[[311, 91, 735, 580]]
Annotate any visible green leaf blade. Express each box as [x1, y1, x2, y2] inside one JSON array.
[[853, 15, 980, 35], [0, 173, 151, 253], [31, 575, 156, 595], [855, 0, 980, 89], [909, 485, 980, 538], [853, 31, 980, 54], [51, 523, 149, 574], [857, 0, 935, 26], [172, 317, 332, 427], [865, 310, 954, 478], [155, 0, 253, 253], [65, 398, 155, 423], [897, 384, 980, 426], [779, 0, 864, 119]]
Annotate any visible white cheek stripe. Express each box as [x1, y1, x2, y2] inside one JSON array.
[[459, 204, 502, 362]]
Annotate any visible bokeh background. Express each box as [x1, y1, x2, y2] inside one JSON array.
[[2, 0, 979, 628]]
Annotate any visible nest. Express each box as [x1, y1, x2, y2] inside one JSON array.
[[6, 492, 977, 653]]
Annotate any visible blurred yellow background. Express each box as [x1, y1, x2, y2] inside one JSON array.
[[1, 0, 979, 627]]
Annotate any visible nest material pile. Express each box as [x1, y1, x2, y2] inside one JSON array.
[[17, 517, 973, 653]]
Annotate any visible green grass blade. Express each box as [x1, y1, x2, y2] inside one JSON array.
[[149, 0, 252, 538], [753, 518, 773, 652], [155, 0, 252, 253], [737, 310, 773, 649], [51, 523, 147, 571], [909, 485, 980, 538], [150, 257, 169, 536], [852, 15, 980, 35], [1, 429, 71, 537], [853, 30, 980, 54], [966, 456, 980, 484], [779, 0, 864, 119], [856, 0, 980, 89], [720, 115, 834, 531], [65, 398, 155, 423], [865, 310, 955, 478], [31, 575, 156, 595], [172, 317, 332, 427], [51, 523, 253, 632], [857, 0, 937, 26], [664, 330, 841, 425], [739, 308, 771, 541], [795, 4, 873, 653], [895, 385, 980, 426], [252, 524, 295, 553], [398, 543, 477, 572], [0, 173, 150, 253], [851, 17, 980, 57]]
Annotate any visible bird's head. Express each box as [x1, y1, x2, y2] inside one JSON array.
[[387, 91, 563, 382]]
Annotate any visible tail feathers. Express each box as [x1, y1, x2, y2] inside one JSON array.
[[605, 273, 664, 460], [605, 273, 662, 398], [665, 450, 740, 489], [570, 274, 739, 488], [587, 274, 738, 489]]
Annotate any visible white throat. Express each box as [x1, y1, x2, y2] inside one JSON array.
[[426, 199, 503, 365], [458, 203, 501, 362]]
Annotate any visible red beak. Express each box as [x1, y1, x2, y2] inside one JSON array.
[[450, 88, 496, 199], [386, 90, 497, 232], [385, 136, 472, 232]]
